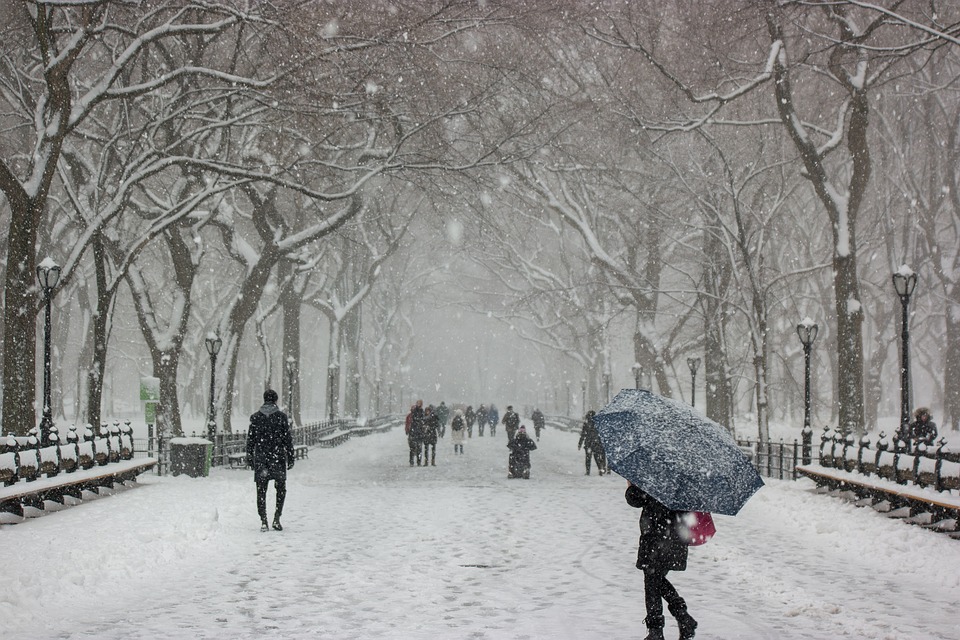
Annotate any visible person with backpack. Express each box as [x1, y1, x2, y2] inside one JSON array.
[[625, 483, 698, 640], [450, 409, 466, 455], [246, 389, 295, 532]]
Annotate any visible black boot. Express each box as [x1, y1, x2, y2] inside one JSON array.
[[669, 603, 697, 639], [643, 615, 665, 640]]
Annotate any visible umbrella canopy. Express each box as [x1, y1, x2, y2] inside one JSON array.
[[594, 388, 764, 516]]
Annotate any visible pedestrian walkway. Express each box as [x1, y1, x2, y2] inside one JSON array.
[[3, 425, 959, 639]]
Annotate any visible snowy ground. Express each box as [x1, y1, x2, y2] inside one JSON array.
[[2, 424, 959, 640]]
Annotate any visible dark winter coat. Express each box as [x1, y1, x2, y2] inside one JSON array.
[[507, 432, 537, 475], [246, 403, 294, 481], [909, 417, 938, 448], [422, 413, 440, 445], [476, 406, 488, 426], [625, 485, 688, 573], [409, 406, 426, 442], [531, 409, 545, 431], [503, 410, 520, 434], [579, 415, 603, 451], [465, 407, 476, 426]]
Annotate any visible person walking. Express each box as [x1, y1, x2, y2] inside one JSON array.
[[578, 410, 608, 475], [246, 389, 295, 532], [408, 400, 425, 466], [502, 405, 520, 442], [531, 407, 545, 441], [436, 401, 450, 438], [450, 409, 466, 455], [422, 406, 440, 466], [488, 404, 499, 437], [476, 404, 488, 437], [507, 425, 537, 479], [465, 405, 476, 438], [625, 483, 698, 640]]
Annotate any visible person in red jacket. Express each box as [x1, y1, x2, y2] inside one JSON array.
[[246, 389, 294, 532]]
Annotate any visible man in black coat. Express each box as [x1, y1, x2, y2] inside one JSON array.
[[246, 389, 295, 532], [625, 484, 697, 640], [502, 405, 520, 441]]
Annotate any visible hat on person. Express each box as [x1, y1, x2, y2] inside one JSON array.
[[518, 425, 526, 433]]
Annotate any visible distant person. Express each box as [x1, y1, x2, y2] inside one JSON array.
[[531, 408, 545, 441], [465, 405, 476, 438], [625, 483, 697, 640], [246, 389, 295, 532], [422, 406, 440, 466], [450, 409, 466, 455], [408, 400, 425, 466], [488, 404, 499, 437], [578, 410, 607, 476], [502, 405, 520, 441], [476, 404, 488, 437], [436, 401, 450, 438], [908, 407, 938, 451], [507, 425, 537, 479]]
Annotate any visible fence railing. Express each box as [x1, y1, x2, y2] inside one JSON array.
[[133, 415, 401, 475]]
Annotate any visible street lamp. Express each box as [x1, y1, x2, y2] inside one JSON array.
[[581, 379, 587, 412], [204, 333, 222, 439], [603, 372, 611, 403], [797, 318, 818, 464], [566, 380, 571, 416], [37, 259, 61, 445], [893, 265, 918, 448], [686, 357, 701, 407], [285, 356, 296, 419], [631, 363, 642, 390]]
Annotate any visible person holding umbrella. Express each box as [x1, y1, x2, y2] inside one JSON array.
[[625, 482, 697, 639], [593, 388, 765, 640]]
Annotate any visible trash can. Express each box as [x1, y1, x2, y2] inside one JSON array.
[[169, 437, 213, 477]]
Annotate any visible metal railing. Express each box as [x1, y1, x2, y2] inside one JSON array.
[[134, 415, 401, 475]]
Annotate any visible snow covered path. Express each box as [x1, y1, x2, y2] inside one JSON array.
[[2, 424, 959, 639]]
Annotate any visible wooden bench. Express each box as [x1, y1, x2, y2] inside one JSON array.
[[797, 427, 960, 537], [1, 424, 156, 520]]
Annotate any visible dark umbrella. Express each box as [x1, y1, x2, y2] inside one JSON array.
[[594, 388, 763, 516]]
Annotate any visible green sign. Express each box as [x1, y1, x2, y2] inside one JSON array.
[[144, 401, 158, 424], [140, 376, 161, 401]]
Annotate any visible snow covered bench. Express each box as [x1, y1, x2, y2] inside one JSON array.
[[226, 445, 308, 470], [797, 427, 960, 536], [0, 424, 156, 520]]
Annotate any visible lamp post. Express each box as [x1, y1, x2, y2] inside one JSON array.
[[566, 380, 571, 416], [581, 379, 587, 412], [893, 265, 918, 446], [797, 318, 818, 464], [631, 363, 642, 390], [37, 259, 61, 445], [686, 357, 701, 407], [603, 372, 611, 403], [204, 333, 222, 440], [285, 356, 296, 419]]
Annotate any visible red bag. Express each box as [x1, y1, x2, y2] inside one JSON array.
[[678, 511, 716, 546]]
